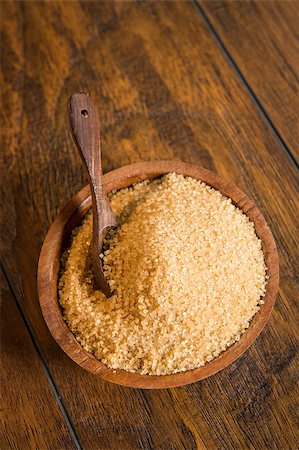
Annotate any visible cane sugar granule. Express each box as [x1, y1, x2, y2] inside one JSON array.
[[59, 173, 267, 375]]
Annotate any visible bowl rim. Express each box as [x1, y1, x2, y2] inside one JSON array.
[[37, 160, 279, 389]]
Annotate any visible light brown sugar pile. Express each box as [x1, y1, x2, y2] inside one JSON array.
[[59, 173, 267, 375]]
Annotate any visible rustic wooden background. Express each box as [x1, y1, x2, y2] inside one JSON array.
[[1, 1, 298, 449]]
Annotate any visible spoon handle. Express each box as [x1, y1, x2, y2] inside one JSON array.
[[68, 92, 116, 297]]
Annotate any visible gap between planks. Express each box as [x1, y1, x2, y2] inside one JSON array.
[[191, 0, 299, 171], [0, 264, 82, 450]]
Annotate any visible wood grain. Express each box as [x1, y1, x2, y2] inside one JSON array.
[[0, 270, 77, 450], [1, 0, 298, 448], [38, 160, 279, 389], [69, 92, 116, 296], [200, 0, 299, 163]]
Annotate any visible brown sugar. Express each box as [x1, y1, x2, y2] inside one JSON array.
[[59, 173, 267, 375]]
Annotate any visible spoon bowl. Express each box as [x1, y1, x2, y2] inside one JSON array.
[[37, 160, 279, 389]]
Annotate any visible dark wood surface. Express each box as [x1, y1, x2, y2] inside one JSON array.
[[199, 0, 299, 163], [1, 1, 298, 448], [0, 270, 76, 450]]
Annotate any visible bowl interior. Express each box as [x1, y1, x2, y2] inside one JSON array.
[[38, 161, 279, 388]]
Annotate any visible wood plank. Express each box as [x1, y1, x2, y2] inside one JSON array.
[[199, 0, 299, 163], [0, 270, 77, 450], [1, 1, 298, 448]]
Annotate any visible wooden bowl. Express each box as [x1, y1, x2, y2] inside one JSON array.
[[37, 161, 279, 389]]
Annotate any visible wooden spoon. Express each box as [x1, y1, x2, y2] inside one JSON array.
[[68, 92, 117, 297]]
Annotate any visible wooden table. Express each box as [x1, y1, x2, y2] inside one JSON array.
[[1, 1, 298, 449]]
